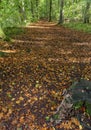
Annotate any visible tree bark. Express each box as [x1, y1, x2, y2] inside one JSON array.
[[58, 0, 64, 24], [0, 26, 6, 39], [83, 1, 90, 23], [31, 0, 34, 19], [36, 0, 39, 19], [18, 0, 26, 22], [49, 0, 52, 22], [45, 0, 49, 20]]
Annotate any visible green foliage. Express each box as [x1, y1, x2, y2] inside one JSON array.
[[74, 101, 91, 116], [0, 0, 91, 33], [86, 102, 91, 115], [71, 79, 91, 116], [0, 0, 22, 28], [0, 27, 25, 41], [45, 116, 50, 121], [64, 23, 91, 33], [53, 114, 59, 120], [3, 36, 11, 42], [74, 101, 83, 110], [4, 27, 25, 37], [0, 27, 6, 39]]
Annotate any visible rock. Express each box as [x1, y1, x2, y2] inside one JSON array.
[[51, 79, 91, 129]]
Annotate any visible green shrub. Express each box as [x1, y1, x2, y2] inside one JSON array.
[[64, 23, 91, 33]]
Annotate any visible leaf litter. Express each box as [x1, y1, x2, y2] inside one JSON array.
[[0, 22, 91, 130]]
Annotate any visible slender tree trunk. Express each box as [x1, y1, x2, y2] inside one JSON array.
[[45, 0, 49, 20], [49, 0, 52, 22], [58, 0, 64, 24], [31, 0, 34, 19], [18, 0, 26, 22], [58, 0, 60, 13], [83, 1, 90, 23], [22, 0, 26, 22], [0, 26, 6, 39], [36, 0, 39, 19], [0, 0, 6, 39]]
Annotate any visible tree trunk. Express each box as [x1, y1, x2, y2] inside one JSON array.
[[0, 26, 6, 39], [83, 1, 90, 23], [49, 0, 52, 22], [18, 0, 26, 22], [36, 0, 39, 19], [45, 0, 49, 20], [31, 0, 34, 19], [58, 0, 64, 24]]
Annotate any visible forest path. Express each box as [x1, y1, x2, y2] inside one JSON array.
[[0, 22, 91, 130]]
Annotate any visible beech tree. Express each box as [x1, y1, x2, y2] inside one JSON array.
[[58, 0, 64, 24], [49, 0, 52, 22]]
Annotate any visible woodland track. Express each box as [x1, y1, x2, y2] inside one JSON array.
[[0, 22, 91, 130]]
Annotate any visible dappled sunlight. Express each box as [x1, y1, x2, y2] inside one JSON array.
[[48, 57, 91, 64], [11, 24, 91, 66], [27, 25, 52, 29], [0, 22, 91, 130], [68, 57, 91, 63], [73, 42, 91, 46], [12, 37, 48, 44], [60, 49, 72, 54], [0, 49, 17, 53], [1, 0, 91, 128], [29, 21, 56, 27], [12, 39, 31, 44]]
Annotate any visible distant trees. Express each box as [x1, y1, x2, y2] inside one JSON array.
[[83, 1, 91, 23], [0, 0, 91, 30]]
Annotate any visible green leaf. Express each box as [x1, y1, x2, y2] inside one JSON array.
[[45, 116, 50, 121], [74, 101, 83, 110], [53, 114, 59, 120], [7, 93, 12, 98], [86, 102, 91, 115]]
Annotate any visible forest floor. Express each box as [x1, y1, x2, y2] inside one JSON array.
[[0, 21, 91, 130]]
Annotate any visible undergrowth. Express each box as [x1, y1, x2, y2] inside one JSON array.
[[2, 27, 25, 41], [4, 27, 25, 36], [64, 22, 91, 33]]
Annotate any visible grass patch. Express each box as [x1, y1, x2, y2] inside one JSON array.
[[63, 22, 91, 33]]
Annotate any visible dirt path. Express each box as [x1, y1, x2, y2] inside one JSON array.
[[0, 22, 91, 130]]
